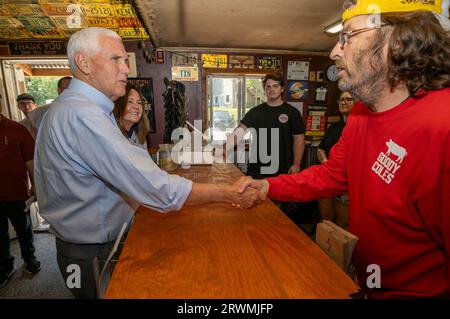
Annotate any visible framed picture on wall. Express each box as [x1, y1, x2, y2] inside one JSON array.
[[127, 78, 156, 133]]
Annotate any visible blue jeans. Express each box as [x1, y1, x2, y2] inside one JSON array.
[[0, 201, 36, 273]]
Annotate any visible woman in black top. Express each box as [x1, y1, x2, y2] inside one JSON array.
[[317, 91, 354, 229]]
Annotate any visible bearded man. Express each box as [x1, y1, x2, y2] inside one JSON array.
[[238, 0, 450, 298]]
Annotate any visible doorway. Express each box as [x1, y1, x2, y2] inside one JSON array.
[[0, 58, 70, 120], [207, 74, 266, 141]]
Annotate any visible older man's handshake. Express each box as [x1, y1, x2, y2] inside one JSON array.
[[232, 176, 270, 209]]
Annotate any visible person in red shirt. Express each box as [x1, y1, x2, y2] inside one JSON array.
[[0, 97, 41, 289], [238, 0, 450, 298]]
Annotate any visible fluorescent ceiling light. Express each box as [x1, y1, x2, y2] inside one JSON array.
[[324, 21, 343, 34]]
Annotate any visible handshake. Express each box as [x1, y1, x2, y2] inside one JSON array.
[[229, 176, 270, 209]]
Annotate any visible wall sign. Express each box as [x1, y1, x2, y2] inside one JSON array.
[[154, 49, 165, 64], [172, 53, 198, 67], [117, 27, 148, 39], [127, 52, 137, 78], [201, 54, 228, 68], [305, 105, 327, 137], [287, 61, 309, 80], [257, 56, 281, 69], [305, 115, 327, 136], [229, 55, 254, 69], [287, 80, 308, 101], [314, 86, 328, 104], [8, 41, 66, 55], [0, 1, 148, 40], [171, 66, 199, 81], [316, 71, 324, 82]]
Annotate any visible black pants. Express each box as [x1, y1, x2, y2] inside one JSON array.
[[0, 201, 36, 273], [55, 237, 124, 299]]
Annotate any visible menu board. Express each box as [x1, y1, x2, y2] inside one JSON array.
[[0, 0, 148, 40]]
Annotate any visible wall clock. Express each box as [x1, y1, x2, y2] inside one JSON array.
[[326, 64, 339, 82]]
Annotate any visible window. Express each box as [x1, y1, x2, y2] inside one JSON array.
[[207, 75, 265, 141]]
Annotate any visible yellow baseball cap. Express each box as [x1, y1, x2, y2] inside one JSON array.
[[342, 0, 443, 21]]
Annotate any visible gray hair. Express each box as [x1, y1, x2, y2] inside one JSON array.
[[67, 27, 122, 74]]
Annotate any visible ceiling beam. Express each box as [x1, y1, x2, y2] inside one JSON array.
[[32, 69, 71, 77], [134, 0, 160, 48], [16, 63, 33, 76], [161, 47, 331, 57]]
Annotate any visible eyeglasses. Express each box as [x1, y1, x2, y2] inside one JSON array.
[[338, 25, 387, 48]]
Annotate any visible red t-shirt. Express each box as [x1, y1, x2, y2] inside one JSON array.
[[0, 115, 35, 201], [267, 88, 450, 298]]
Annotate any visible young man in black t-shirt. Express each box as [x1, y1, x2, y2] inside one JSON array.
[[226, 73, 305, 179]]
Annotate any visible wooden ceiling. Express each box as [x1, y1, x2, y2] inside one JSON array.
[[1, 0, 344, 53], [135, 0, 343, 53]]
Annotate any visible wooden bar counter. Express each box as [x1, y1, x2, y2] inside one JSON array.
[[105, 163, 358, 299]]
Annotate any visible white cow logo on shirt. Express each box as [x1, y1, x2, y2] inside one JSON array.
[[385, 139, 407, 163], [372, 139, 407, 184]]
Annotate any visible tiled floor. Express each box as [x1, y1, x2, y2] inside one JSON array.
[[0, 232, 73, 299]]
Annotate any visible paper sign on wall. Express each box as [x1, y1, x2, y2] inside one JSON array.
[[172, 66, 199, 81], [287, 61, 310, 80]]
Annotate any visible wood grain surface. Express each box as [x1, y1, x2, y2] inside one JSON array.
[[105, 164, 358, 299]]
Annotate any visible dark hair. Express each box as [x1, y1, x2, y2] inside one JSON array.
[[380, 11, 450, 93], [262, 73, 284, 88], [343, 0, 356, 11], [339, 91, 354, 100], [16, 93, 35, 103], [57, 76, 72, 91], [113, 83, 150, 145]]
